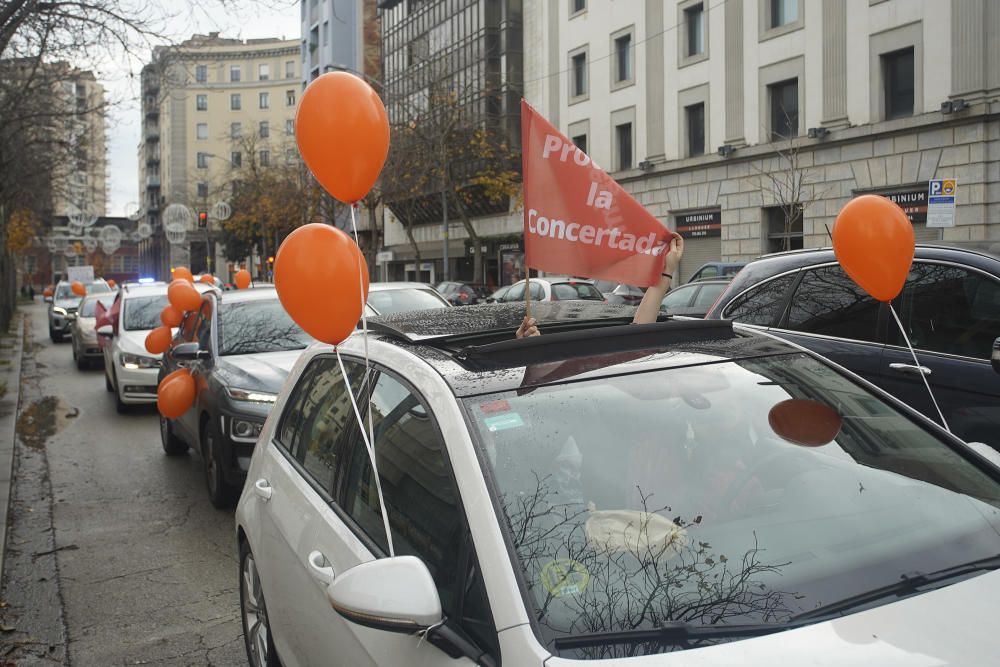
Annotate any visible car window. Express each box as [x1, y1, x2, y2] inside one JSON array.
[[721, 273, 797, 326], [592, 279, 617, 293], [79, 294, 116, 317], [503, 283, 525, 302], [276, 356, 366, 495], [367, 288, 447, 315], [692, 282, 727, 309], [698, 266, 719, 279], [722, 265, 743, 276], [661, 285, 694, 309], [195, 300, 213, 350], [123, 294, 170, 331], [890, 262, 1000, 359], [218, 298, 311, 355], [783, 266, 880, 342], [552, 282, 603, 301], [180, 308, 199, 342]]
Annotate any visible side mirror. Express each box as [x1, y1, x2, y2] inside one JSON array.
[[992, 337, 1000, 375], [44, 295, 53, 303], [326, 556, 442, 634], [173, 341, 210, 361], [96, 325, 113, 337]]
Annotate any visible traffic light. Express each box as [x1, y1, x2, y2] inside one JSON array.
[[267, 256, 275, 264], [198, 210, 208, 228]]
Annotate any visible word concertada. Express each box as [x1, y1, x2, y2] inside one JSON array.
[[526, 208, 666, 256]]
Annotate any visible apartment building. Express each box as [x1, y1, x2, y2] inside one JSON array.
[[524, 0, 999, 281], [51, 67, 108, 219], [301, 0, 382, 83], [137, 33, 301, 280]]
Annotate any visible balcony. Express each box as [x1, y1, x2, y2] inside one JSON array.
[[146, 155, 160, 166], [145, 129, 159, 142], [146, 175, 160, 188]]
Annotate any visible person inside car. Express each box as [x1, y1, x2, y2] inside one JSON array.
[[516, 235, 685, 338]]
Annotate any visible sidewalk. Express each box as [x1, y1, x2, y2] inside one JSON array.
[[0, 302, 27, 580]]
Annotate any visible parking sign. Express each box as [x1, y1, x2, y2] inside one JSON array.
[[926, 178, 957, 228]]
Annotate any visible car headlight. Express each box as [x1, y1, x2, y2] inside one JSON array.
[[225, 387, 277, 403], [120, 352, 160, 369], [229, 417, 264, 442], [52, 306, 67, 316]]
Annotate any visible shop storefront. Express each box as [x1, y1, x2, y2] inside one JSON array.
[[673, 209, 722, 282], [860, 185, 941, 243]]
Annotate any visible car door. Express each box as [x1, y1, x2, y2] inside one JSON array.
[[878, 261, 1000, 450], [771, 264, 887, 385], [252, 355, 376, 667]]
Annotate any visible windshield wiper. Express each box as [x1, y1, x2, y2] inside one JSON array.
[[790, 554, 1000, 622]]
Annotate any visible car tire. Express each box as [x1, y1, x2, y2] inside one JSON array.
[[202, 419, 237, 509], [74, 344, 87, 370], [239, 540, 280, 667], [50, 327, 61, 343], [160, 415, 189, 456]]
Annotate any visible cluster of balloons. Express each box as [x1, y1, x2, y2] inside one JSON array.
[[270, 72, 388, 346], [145, 266, 204, 418]]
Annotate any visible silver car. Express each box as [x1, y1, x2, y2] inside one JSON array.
[[46, 279, 112, 342], [71, 293, 117, 369]]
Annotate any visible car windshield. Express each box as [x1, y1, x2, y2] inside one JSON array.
[[464, 352, 1000, 658], [551, 282, 604, 301], [123, 295, 169, 331], [56, 282, 110, 299], [218, 298, 312, 356], [79, 294, 116, 317], [368, 288, 447, 315]]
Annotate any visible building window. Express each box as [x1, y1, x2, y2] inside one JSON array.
[[196, 152, 208, 169], [259, 150, 270, 167], [614, 33, 632, 83], [571, 134, 587, 154], [286, 89, 296, 106], [259, 63, 270, 80], [259, 92, 270, 109], [231, 151, 242, 168], [195, 65, 207, 83], [615, 122, 632, 171], [230, 93, 242, 110], [286, 118, 295, 135], [769, 78, 798, 139], [259, 121, 269, 138], [882, 47, 914, 120], [764, 204, 804, 252], [196, 122, 208, 140], [571, 0, 586, 15], [197, 182, 208, 198], [196, 94, 208, 111], [231, 122, 242, 139], [686, 103, 705, 156], [570, 51, 588, 100], [230, 65, 241, 82], [285, 60, 295, 78], [686, 3, 704, 56], [770, 0, 798, 27]]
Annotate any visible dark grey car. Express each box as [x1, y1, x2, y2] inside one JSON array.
[[46, 279, 112, 342], [158, 287, 311, 508], [706, 245, 1000, 451]]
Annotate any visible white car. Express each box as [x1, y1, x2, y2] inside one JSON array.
[[496, 276, 605, 303], [101, 281, 215, 413], [365, 282, 450, 317], [236, 302, 1000, 666]]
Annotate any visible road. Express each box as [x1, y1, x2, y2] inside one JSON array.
[[1, 302, 245, 666]]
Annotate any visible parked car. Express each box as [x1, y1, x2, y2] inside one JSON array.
[[46, 279, 112, 342], [366, 282, 450, 316], [706, 245, 1000, 452], [688, 261, 746, 283], [159, 286, 312, 508], [591, 279, 646, 305], [236, 301, 1000, 667], [497, 277, 604, 303], [436, 281, 492, 306], [101, 281, 216, 413], [485, 284, 513, 303], [659, 278, 731, 318], [71, 293, 117, 369]]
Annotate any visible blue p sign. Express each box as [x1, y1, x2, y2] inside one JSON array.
[[930, 180, 943, 195]]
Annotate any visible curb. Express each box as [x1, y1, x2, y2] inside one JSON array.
[[0, 308, 26, 581]]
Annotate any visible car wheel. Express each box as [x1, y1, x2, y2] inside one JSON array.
[[202, 419, 237, 509], [240, 540, 280, 667], [160, 415, 189, 456], [50, 327, 61, 343]]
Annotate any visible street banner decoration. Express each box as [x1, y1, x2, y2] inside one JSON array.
[[521, 100, 674, 287]]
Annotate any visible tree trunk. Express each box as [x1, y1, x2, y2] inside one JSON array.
[[451, 194, 481, 282]]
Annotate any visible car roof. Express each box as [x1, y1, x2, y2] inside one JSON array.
[[369, 282, 440, 291], [122, 282, 217, 298], [213, 286, 278, 304], [746, 244, 1000, 274], [360, 302, 794, 397]]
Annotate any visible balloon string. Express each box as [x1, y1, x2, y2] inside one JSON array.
[[888, 303, 950, 432], [349, 204, 376, 456], [336, 348, 395, 557]]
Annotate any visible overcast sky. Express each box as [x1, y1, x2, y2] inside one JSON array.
[[99, 2, 302, 217]]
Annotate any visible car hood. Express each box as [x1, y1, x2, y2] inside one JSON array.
[[118, 329, 160, 357], [54, 297, 81, 310], [215, 349, 303, 394], [542, 569, 1000, 666]]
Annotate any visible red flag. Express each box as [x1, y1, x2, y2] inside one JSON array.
[[521, 100, 675, 287]]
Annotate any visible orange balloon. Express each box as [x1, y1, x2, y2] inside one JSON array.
[[768, 399, 843, 447], [832, 195, 914, 302], [274, 223, 369, 345], [199, 274, 215, 285], [168, 279, 202, 312], [157, 368, 195, 419], [43, 287, 53, 298], [160, 305, 183, 328], [71, 281, 86, 296], [296, 72, 389, 204], [145, 325, 173, 354], [107, 279, 117, 289], [173, 266, 194, 283], [235, 269, 251, 290]]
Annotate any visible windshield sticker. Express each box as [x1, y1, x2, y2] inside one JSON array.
[[484, 412, 524, 432], [541, 559, 590, 597], [479, 399, 511, 414]]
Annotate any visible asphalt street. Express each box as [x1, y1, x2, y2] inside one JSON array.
[[1, 302, 245, 666]]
